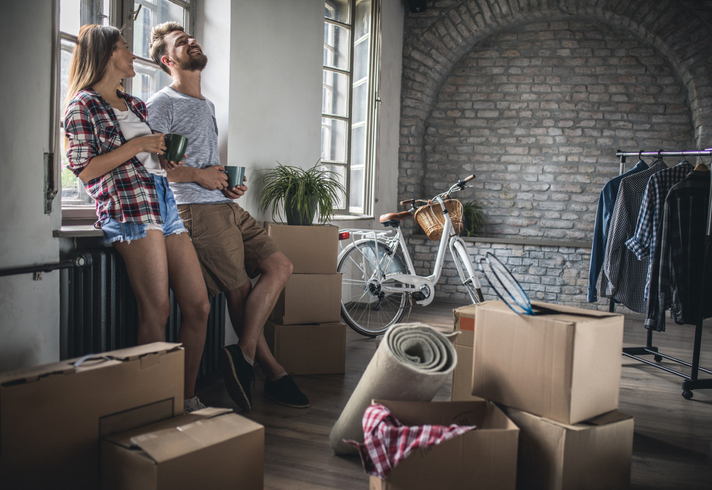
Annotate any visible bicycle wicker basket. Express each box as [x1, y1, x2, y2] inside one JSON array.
[[414, 199, 463, 241]]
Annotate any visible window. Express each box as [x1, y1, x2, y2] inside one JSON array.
[[321, 0, 381, 216], [57, 0, 193, 220]]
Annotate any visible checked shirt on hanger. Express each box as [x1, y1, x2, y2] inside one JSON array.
[[625, 160, 694, 301], [602, 160, 666, 313]]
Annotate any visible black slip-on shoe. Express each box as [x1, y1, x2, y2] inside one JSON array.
[[264, 374, 310, 408], [219, 344, 254, 411]]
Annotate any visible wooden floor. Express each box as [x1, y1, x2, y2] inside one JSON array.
[[196, 301, 712, 490]]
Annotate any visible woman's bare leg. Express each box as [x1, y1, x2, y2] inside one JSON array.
[[165, 232, 211, 399]]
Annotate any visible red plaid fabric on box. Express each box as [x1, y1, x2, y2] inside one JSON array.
[[345, 403, 477, 478]]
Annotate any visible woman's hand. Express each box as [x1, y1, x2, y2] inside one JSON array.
[[159, 153, 186, 171], [133, 133, 167, 155]]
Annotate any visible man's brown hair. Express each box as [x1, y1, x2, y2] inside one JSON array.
[[149, 21, 185, 74]]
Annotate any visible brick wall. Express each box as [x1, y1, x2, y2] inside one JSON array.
[[423, 18, 694, 240], [398, 0, 712, 310], [410, 237, 592, 307]]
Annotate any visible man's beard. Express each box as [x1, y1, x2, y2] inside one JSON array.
[[178, 53, 208, 71]]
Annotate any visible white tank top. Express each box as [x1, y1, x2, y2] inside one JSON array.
[[113, 107, 166, 177]]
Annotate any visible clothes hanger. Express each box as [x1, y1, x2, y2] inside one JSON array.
[[694, 154, 709, 172]]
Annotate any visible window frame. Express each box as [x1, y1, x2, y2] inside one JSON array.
[[321, 0, 381, 218], [54, 0, 195, 225]]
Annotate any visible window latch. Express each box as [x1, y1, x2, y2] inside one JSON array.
[[132, 5, 142, 21]]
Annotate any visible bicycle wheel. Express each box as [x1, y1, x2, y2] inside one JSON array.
[[452, 240, 485, 303], [338, 239, 411, 337]]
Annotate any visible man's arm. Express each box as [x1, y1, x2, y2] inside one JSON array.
[[166, 164, 228, 191]]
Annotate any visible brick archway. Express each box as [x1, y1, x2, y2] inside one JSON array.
[[398, 0, 712, 203]]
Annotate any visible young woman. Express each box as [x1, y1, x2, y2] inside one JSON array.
[[64, 25, 210, 413]]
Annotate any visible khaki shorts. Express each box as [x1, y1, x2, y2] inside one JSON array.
[[178, 202, 281, 296]]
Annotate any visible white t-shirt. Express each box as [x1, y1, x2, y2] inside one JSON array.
[[113, 107, 165, 177]]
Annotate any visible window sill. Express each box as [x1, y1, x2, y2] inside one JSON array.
[[330, 214, 374, 221], [53, 225, 102, 238]]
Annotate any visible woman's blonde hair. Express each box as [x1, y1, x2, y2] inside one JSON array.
[[64, 24, 123, 108]]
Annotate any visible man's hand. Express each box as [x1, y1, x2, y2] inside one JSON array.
[[195, 165, 228, 190], [222, 183, 248, 199]]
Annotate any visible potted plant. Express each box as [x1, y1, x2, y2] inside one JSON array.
[[258, 161, 345, 225], [461, 200, 487, 237]]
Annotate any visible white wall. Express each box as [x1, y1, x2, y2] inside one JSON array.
[[0, 1, 62, 370], [196, 0, 231, 169], [226, 0, 325, 217]]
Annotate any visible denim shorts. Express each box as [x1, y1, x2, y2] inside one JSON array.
[[101, 174, 187, 245]]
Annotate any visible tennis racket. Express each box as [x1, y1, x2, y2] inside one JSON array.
[[478, 252, 534, 315]]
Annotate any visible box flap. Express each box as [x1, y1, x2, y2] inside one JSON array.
[[530, 301, 619, 319], [105, 408, 233, 449], [0, 342, 182, 386], [111, 412, 263, 463]]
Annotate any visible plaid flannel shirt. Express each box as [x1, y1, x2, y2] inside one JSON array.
[[601, 160, 666, 313], [345, 403, 477, 479], [646, 171, 712, 331], [625, 161, 693, 300], [64, 88, 161, 225]]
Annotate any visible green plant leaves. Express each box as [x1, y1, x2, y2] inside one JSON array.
[[257, 160, 346, 224]]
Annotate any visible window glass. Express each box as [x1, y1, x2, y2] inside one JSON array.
[[131, 58, 173, 102], [323, 164, 347, 209], [321, 117, 348, 163], [133, 1, 186, 60], [325, 0, 350, 23], [322, 70, 350, 118], [59, 0, 110, 36], [323, 22, 350, 71]]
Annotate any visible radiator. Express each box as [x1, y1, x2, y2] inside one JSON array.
[[60, 249, 225, 379]]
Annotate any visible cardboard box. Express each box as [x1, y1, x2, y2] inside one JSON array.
[[265, 222, 339, 273], [451, 344, 480, 402], [369, 399, 519, 490], [501, 406, 634, 490], [453, 302, 488, 347], [264, 321, 346, 374], [101, 407, 265, 490], [0, 342, 183, 490], [472, 301, 624, 425], [270, 273, 342, 325]]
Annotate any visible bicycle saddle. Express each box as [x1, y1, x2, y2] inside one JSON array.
[[379, 211, 413, 227]]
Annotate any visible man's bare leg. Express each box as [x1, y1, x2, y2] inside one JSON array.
[[220, 251, 309, 409]]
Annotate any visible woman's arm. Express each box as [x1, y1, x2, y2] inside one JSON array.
[[77, 133, 165, 182]]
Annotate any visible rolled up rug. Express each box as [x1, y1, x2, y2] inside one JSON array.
[[329, 323, 458, 455]]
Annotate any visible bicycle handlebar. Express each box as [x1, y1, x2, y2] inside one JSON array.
[[401, 175, 476, 209]]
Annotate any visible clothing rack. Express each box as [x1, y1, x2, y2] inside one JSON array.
[[613, 149, 712, 399]]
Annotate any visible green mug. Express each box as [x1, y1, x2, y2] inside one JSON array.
[[224, 166, 246, 188], [163, 133, 189, 163]]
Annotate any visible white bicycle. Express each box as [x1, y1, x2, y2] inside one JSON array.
[[337, 175, 484, 336]]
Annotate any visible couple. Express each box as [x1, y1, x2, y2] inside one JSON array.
[[64, 23, 308, 413]]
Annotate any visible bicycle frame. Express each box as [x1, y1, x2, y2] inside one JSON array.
[[340, 196, 470, 307]]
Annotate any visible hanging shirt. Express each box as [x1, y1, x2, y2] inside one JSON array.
[[646, 170, 712, 331], [344, 403, 477, 479], [625, 161, 694, 300], [588, 160, 648, 302], [602, 160, 667, 312]]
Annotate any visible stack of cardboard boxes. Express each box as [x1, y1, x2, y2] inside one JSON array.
[[452, 301, 635, 490], [0, 343, 265, 490], [264, 223, 346, 375]]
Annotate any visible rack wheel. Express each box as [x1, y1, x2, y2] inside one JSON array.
[[654, 355, 662, 362], [682, 390, 693, 400]]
